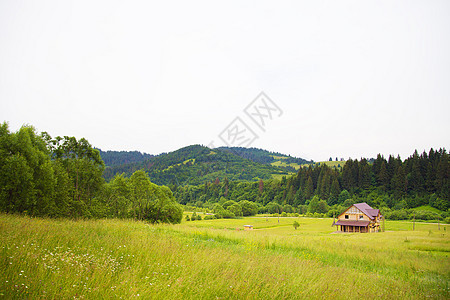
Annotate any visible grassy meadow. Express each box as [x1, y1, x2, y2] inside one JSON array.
[[1, 214, 449, 299], [300, 160, 345, 169]]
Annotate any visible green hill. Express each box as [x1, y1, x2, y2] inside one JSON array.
[[97, 149, 153, 167], [218, 147, 312, 172], [102, 145, 292, 185], [301, 160, 346, 169]]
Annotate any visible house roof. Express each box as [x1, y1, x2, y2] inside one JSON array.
[[353, 203, 379, 220], [335, 220, 370, 227], [337, 202, 381, 220]]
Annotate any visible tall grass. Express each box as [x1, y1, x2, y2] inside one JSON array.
[[0, 214, 448, 299]]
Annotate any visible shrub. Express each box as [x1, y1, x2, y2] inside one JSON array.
[[223, 200, 238, 210], [228, 203, 243, 217], [317, 200, 329, 214], [221, 209, 236, 219], [386, 209, 408, 220], [239, 200, 258, 216], [297, 205, 308, 215], [266, 202, 283, 214]]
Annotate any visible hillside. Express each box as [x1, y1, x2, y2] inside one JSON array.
[[97, 149, 153, 167], [300, 160, 346, 169], [102, 145, 291, 185], [217, 147, 312, 169]]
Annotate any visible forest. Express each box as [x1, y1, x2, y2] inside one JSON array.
[[174, 148, 449, 221], [1, 123, 449, 223], [0, 123, 182, 223], [102, 145, 293, 185]]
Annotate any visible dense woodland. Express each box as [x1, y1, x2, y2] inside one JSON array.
[[1, 123, 449, 223], [0, 123, 182, 223], [102, 145, 292, 185], [97, 149, 153, 167], [217, 147, 312, 166], [174, 148, 449, 221]]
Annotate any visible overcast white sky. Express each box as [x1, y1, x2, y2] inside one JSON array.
[[1, 0, 449, 161]]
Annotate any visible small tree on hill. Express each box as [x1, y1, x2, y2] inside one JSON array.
[[185, 215, 190, 221], [293, 221, 300, 230], [191, 211, 197, 221]]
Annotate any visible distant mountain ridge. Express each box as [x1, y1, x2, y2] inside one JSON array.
[[100, 145, 311, 185], [97, 149, 153, 167], [218, 146, 313, 167]]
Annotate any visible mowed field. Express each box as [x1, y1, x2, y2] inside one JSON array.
[[1, 214, 449, 299]]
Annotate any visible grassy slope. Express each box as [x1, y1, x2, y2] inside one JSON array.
[[270, 160, 301, 170], [412, 205, 443, 213], [1, 214, 448, 299], [301, 160, 345, 169]]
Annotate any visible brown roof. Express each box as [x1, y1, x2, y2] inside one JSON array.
[[353, 203, 379, 220], [335, 220, 370, 227]]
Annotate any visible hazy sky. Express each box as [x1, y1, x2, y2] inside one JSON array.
[[1, 1, 449, 161]]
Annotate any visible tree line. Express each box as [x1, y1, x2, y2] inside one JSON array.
[[103, 145, 289, 185], [0, 123, 182, 223], [172, 148, 449, 220]]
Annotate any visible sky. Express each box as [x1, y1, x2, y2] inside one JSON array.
[[1, 0, 449, 162]]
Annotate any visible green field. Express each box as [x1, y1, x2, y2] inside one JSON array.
[[412, 205, 444, 213], [271, 172, 295, 180], [301, 160, 345, 169], [1, 214, 449, 299], [271, 160, 301, 170]]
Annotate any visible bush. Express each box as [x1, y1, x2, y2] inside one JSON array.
[[221, 209, 236, 219], [185, 215, 190, 221], [228, 203, 243, 217], [204, 215, 216, 220], [239, 200, 258, 216], [297, 205, 308, 215], [266, 202, 283, 214], [317, 200, 329, 214], [283, 204, 294, 213], [386, 209, 408, 220], [223, 200, 238, 210]]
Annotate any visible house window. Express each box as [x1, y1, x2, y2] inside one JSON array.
[[345, 215, 349, 219], [359, 215, 364, 220]]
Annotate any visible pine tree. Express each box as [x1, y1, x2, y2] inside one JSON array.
[[329, 177, 340, 205], [392, 165, 407, 200], [305, 176, 314, 200], [378, 161, 389, 189]]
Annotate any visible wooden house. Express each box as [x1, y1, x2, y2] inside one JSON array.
[[244, 225, 253, 231], [334, 202, 382, 233]]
